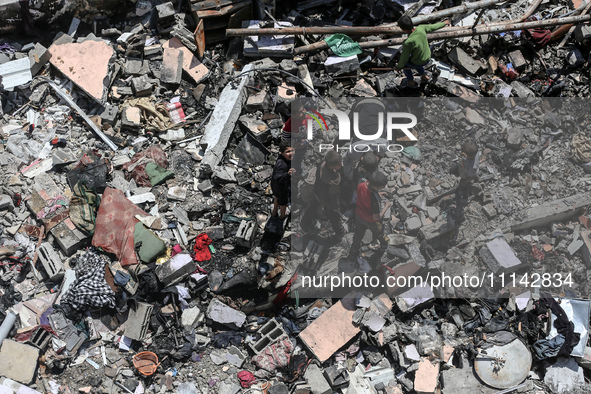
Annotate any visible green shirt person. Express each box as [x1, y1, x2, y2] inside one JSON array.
[[395, 16, 450, 87]]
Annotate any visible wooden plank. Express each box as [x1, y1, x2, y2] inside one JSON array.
[[0, 58, 32, 90]]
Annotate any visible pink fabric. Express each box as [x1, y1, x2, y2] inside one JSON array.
[[92, 188, 147, 267], [252, 335, 294, 373]]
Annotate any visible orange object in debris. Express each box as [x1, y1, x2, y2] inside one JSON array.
[[133, 352, 165, 376]]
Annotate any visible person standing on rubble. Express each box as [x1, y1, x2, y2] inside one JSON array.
[[301, 150, 345, 238], [271, 140, 295, 219], [395, 16, 450, 88], [347, 172, 391, 274], [282, 104, 309, 177], [449, 141, 480, 203]]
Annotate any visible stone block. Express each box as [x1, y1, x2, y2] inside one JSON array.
[[351, 78, 377, 97], [277, 83, 297, 103], [303, 364, 331, 394], [235, 220, 258, 249], [51, 219, 88, 255], [206, 298, 246, 328], [479, 237, 523, 274], [181, 306, 203, 331], [245, 89, 271, 112], [544, 357, 584, 393], [405, 215, 422, 232], [122, 106, 142, 128], [125, 57, 148, 75], [249, 318, 286, 355], [124, 302, 153, 341], [0, 195, 14, 211], [167, 186, 187, 201], [131, 74, 152, 97], [0, 340, 40, 384], [156, 1, 175, 19], [28, 43, 51, 75], [324, 55, 360, 76], [375, 72, 397, 94], [162, 38, 209, 84], [155, 253, 196, 286], [510, 81, 535, 97], [279, 59, 298, 75], [508, 50, 527, 70], [448, 47, 485, 75], [161, 48, 183, 84], [99, 104, 118, 124], [482, 203, 497, 219], [238, 114, 268, 137], [37, 242, 64, 281]]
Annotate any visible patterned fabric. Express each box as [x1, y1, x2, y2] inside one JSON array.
[[122, 145, 169, 187], [61, 251, 116, 310], [69, 182, 100, 235], [92, 188, 147, 267], [252, 335, 294, 372]]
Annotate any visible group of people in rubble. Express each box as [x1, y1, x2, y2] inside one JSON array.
[[270, 109, 480, 279], [268, 16, 479, 278]]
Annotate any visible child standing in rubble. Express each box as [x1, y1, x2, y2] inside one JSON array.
[[450, 141, 480, 203], [347, 171, 392, 274], [271, 140, 295, 219], [301, 150, 345, 238], [395, 16, 450, 88]]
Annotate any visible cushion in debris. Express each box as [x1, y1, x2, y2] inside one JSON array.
[[145, 162, 174, 186], [134, 222, 166, 263], [92, 187, 147, 266]]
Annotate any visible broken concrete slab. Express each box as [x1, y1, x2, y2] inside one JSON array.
[[162, 38, 209, 84], [206, 298, 246, 328], [299, 295, 360, 363], [544, 357, 585, 393], [200, 64, 252, 170], [0, 340, 40, 384], [161, 47, 183, 84], [479, 237, 523, 274], [511, 193, 591, 231], [414, 358, 439, 393], [48, 39, 114, 102], [303, 364, 331, 394], [448, 47, 486, 76], [324, 55, 360, 76]]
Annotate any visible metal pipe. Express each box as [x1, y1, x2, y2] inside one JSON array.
[[294, 14, 591, 54], [38, 77, 118, 151], [226, 0, 502, 36], [293, 0, 542, 55], [0, 312, 17, 346]]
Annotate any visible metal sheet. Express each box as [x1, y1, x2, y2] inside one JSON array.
[[474, 339, 531, 389], [550, 297, 591, 357]]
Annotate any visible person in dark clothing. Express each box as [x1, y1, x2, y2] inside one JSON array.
[[348, 172, 391, 272], [301, 150, 345, 238], [449, 141, 480, 202], [282, 105, 308, 176], [271, 140, 295, 219]]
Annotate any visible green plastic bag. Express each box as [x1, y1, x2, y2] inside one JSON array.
[[324, 34, 362, 57]]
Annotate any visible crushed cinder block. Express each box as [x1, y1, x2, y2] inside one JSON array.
[[0, 340, 40, 384], [206, 298, 246, 328], [236, 220, 257, 249], [480, 237, 523, 274], [168, 186, 187, 201], [122, 106, 142, 128], [124, 302, 153, 341], [245, 89, 271, 112], [205, 225, 225, 240], [37, 242, 64, 281], [181, 306, 203, 332], [249, 318, 286, 355], [99, 104, 118, 124]]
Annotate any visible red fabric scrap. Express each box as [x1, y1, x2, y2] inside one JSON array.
[[193, 233, 212, 262], [273, 273, 297, 306], [122, 145, 169, 187], [171, 244, 182, 257], [237, 371, 256, 388]]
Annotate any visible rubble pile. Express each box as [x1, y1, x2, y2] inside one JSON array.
[[0, 0, 591, 393]]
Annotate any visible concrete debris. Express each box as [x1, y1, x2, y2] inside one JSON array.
[[0, 0, 590, 393]]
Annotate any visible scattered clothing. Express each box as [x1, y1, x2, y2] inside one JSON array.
[[62, 251, 116, 310]]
